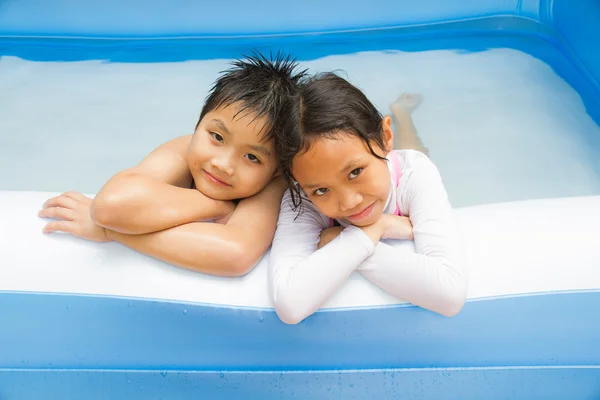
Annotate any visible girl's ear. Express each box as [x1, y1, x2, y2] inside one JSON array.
[[381, 115, 394, 153]]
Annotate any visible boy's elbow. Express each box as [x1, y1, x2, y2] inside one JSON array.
[[91, 171, 139, 227], [91, 191, 128, 227], [217, 243, 262, 277], [224, 235, 272, 277]]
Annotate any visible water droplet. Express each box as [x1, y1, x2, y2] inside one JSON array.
[[127, 379, 132, 384], [259, 316, 263, 323], [66, 305, 72, 310], [349, 383, 354, 388], [183, 309, 187, 315], [160, 371, 167, 378], [201, 313, 205, 317], [220, 373, 224, 378]]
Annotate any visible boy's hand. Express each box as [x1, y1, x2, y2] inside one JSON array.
[[214, 175, 287, 225], [212, 200, 236, 224], [318, 226, 344, 249], [39, 192, 111, 243]]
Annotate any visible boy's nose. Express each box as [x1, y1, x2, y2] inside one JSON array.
[[210, 156, 234, 176]]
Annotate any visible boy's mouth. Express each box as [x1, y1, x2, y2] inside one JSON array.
[[203, 170, 231, 187]]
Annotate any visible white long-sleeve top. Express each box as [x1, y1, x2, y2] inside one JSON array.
[[268, 149, 468, 324]]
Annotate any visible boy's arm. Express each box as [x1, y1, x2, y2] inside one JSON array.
[[40, 177, 287, 276], [106, 176, 287, 276], [90, 135, 233, 234]]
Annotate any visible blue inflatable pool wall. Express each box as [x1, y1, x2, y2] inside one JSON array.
[[1, 0, 599, 124], [2, 1, 600, 399]]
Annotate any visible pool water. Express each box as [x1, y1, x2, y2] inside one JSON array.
[[1, 47, 600, 208]]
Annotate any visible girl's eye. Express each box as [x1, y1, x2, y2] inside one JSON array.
[[210, 132, 224, 143], [245, 153, 260, 163], [313, 188, 328, 196], [349, 168, 363, 179]]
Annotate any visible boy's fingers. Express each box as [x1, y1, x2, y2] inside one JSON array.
[[38, 206, 76, 221], [43, 195, 77, 210], [43, 220, 77, 234], [62, 191, 86, 201]]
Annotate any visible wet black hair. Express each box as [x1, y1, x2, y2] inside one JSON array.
[[277, 72, 388, 208], [197, 51, 307, 143]]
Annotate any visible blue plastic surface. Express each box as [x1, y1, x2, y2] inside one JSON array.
[[1, 1, 599, 123], [1, 291, 600, 398], [2, 291, 600, 370], [2, 367, 600, 400], [0, 0, 525, 37], [2, 0, 600, 398], [552, 0, 600, 89]]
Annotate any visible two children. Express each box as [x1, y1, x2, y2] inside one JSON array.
[[39, 53, 468, 320]]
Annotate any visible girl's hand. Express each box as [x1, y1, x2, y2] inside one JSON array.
[[39, 192, 111, 243], [381, 215, 414, 241], [318, 226, 344, 249], [359, 214, 413, 246], [320, 214, 414, 249]]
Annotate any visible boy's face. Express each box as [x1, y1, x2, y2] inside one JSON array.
[[188, 103, 278, 201]]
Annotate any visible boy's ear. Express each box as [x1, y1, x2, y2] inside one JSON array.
[[381, 115, 394, 153]]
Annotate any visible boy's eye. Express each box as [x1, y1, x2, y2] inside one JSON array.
[[349, 168, 363, 179], [210, 132, 224, 143], [245, 153, 260, 163], [313, 188, 328, 196]]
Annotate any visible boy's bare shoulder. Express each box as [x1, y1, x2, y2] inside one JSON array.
[[126, 135, 194, 187], [155, 134, 193, 155]]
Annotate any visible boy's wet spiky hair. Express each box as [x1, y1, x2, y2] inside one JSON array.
[[197, 51, 308, 142]]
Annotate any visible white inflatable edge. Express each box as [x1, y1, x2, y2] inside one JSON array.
[[2, 191, 600, 309]]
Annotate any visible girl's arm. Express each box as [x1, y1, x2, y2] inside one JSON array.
[[268, 191, 384, 325], [268, 152, 467, 324], [358, 151, 468, 316]]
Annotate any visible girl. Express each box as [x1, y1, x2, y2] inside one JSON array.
[[268, 73, 468, 324]]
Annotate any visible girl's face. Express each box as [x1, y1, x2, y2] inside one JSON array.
[[291, 116, 394, 227]]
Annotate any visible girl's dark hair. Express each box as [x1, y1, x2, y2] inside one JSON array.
[[277, 72, 387, 209]]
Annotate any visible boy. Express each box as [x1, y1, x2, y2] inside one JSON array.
[[38, 52, 306, 277]]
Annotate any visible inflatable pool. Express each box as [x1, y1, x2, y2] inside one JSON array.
[[2, 0, 600, 399]]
